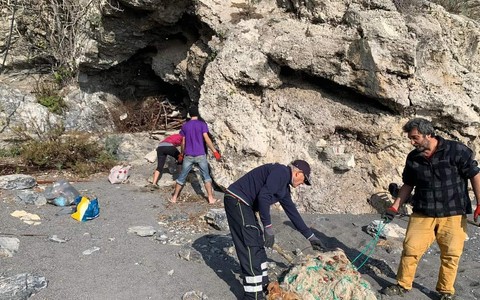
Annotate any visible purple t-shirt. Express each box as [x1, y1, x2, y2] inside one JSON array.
[[180, 119, 209, 156]]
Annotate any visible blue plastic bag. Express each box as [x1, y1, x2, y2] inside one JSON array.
[[71, 196, 100, 222]]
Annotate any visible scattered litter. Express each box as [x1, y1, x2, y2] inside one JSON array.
[[0, 237, 20, 257], [10, 210, 41, 225], [108, 165, 131, 184], [44, 179, 80, 206], [182, 290, 208, 300], [48, 235, 68, 243], [366, 220, 406, 239], [71, 196, 100, 222], [82, 246, 100, 255]]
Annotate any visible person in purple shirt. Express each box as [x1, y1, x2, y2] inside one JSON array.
[[170, 106, 221, 204], [224, 160, 325, 300]]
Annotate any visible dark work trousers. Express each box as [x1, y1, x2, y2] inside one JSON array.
[[155, 145, 180, 172], [224, 194, 268, 300]]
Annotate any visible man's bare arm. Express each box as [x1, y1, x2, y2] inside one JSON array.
[[203, 132, 217, 153], [470, 173, 480, 205], [391, 184, 414, 211]]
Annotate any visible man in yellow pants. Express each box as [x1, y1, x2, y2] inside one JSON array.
[[382, 118, 480, 300]]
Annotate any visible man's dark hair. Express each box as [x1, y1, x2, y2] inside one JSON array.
[[402, 118, 435, 136], [188, 105, 200, 118]]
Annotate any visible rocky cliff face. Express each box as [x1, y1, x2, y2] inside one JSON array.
[[1, 0, 479, 213]]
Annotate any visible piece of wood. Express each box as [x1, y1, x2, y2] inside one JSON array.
[[272, 243, 294, 264], [0, 232, 48, 237], [36, 179, 90, 184]]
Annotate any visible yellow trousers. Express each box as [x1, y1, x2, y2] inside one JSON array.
[[397, 213, 466, 294]]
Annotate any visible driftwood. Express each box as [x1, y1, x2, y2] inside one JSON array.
[[272, 244, 294, 264], [0, 232, 48, 237], [116, 97, 185, 132], [35, 179, 90, 184]]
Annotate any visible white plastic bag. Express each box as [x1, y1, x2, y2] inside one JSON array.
[[43, 179, 80, 206], [108, 165, 131, 184]]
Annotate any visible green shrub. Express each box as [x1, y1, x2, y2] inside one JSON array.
[[0, 146, 21, 157], [38, 94, 66, 114], [33, 81, 66, 115], [20, 134, 117, 177], [53, 67, 75, 86]]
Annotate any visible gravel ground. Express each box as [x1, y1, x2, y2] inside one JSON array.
[[1, 166, 480, 300]]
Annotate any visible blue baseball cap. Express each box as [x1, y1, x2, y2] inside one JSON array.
[[292, 160, 311, 185]]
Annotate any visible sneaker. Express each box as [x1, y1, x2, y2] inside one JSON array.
[[439, 293, 456, 300], [382, 284, 409, 296]]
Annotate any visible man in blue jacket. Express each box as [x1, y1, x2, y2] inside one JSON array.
[[224, 160, 324, 300]]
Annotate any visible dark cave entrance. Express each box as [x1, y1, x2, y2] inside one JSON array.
[[79, 45, 190, 133], [76, 11, 214, 133]]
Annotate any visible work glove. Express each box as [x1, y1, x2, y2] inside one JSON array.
[[213, 151, 221, 161], [382, 206, 398, 224], [474, 205, 480, 223], [177, 153, 184, 164], [308, 235, 326, 251], [264, 226, 274, 248]]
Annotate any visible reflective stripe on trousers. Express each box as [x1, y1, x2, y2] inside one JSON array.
[[224, 194, 268, 300]]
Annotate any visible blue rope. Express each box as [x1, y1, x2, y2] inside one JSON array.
[[351, 220, 386, 270]]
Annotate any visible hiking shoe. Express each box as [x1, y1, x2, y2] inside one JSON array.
[[439, 293, 456, 300], [382, 284, 409, 296]]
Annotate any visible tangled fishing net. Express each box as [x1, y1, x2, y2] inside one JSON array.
[[268, 249, 377, 300]]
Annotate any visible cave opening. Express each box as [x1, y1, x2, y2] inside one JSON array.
[[79, 45, 190, 133]]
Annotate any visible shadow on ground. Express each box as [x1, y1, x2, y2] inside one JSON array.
[[192, 234, 244, 299]]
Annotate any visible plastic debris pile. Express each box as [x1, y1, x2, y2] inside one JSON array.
[[269, 249, 377, 300]]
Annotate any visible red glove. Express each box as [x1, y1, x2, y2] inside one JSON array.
[[474, 205, 480, 223], [213, 151, 221, 161], [177, 153, 184, 164], [383, 206, 398, 223]]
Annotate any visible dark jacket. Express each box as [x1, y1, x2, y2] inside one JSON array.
[[403, 136, 480, 217], [226, 163, 314, 239]]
